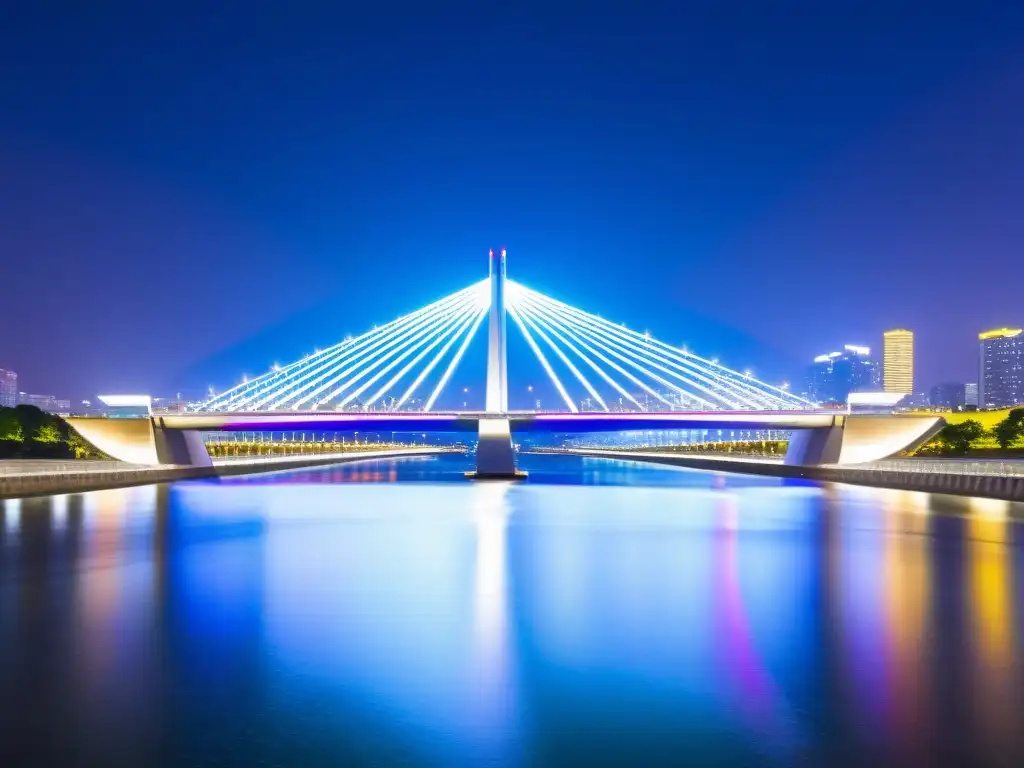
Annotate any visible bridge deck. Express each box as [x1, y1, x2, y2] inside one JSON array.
[[156, 410, 840, 433]]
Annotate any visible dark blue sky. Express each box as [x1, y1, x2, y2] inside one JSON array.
[[2, 2, 1022, 402]]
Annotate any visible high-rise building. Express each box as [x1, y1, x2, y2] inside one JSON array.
[[929, 382, 966, 410], [805, 345, 880, 404], [883, 329, 914, 393], [0, 368, 16, 408], [979, 328, 1023, 409], [965, 382, 979, 407], [18, 392, 70, 415]]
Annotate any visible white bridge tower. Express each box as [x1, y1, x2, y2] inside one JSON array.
[[486, 247, 508, 412], [474, 247, 520, 477]]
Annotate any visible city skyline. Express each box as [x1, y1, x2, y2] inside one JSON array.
[[1, 4, 1022, 400]]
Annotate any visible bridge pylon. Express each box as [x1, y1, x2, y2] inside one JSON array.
[[486, 247, 508, 412], [473, 247, 522, 478]]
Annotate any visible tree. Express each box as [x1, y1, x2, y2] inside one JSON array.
[[66, 429, 97, 459], [34, 423, 62, 444], [993, 408, 1024, 449], [13, 404, 51, 443], [0, 407, 23, 441], [938, 419, 984, 455]]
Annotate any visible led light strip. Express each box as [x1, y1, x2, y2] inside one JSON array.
[[508, 302, 578, 412], [506, 290, 644, 410], [513, 287, 745, 408], [202, 282, 482, 411], [330, 299, 482, 410], [393, 306, 485, 410], [513, 281, 811, 408], [511, 289, 677, 410], [199, 273, 814, 415], [292, 291, 480, 410], [514, 289, 723, 408], [513, 305, 609, 411], [515, 285, 798, 409], [363, 301, 484, 410], [252, 285, 480, 410], [423, 306, 489, 411]]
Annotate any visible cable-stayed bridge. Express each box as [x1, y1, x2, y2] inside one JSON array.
[[198, 261, 809, 415], [71, 249, 942, 476]]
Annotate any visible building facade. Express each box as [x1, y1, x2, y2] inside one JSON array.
[[805, 345, 880, 404], [929, 382, 966, 410], [18, 393, 71, 415], [883, 329, 914, 393], [965, 382, 979, 407], [979, 328, 1023, 409], [0, 368, 16, 408]]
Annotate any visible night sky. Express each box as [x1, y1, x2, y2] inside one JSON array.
[[2, 2, 1022, 403]]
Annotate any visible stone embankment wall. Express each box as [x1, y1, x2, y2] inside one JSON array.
[[553, 449, 1024, 502], [0, 448, 446, 499]]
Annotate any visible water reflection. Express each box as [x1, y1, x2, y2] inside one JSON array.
[[0, 454, 1023, 765], [713, 492, 802, 760], [967, 507, 1017, 756]]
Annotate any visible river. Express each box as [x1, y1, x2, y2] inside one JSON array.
[[1, 453, 1022, 765]]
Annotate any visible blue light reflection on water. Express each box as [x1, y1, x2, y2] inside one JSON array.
[[0, 453, 1022, 765]]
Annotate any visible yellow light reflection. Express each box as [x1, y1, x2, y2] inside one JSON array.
[[968, 496, 1010, 521], [967, 507, 1015, 751], [882, 489, 931, 752]]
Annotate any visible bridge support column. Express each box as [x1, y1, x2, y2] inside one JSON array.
[[471, 247, 523, 479], [485, 247, 508, 413], [65, 417, 213, 467], [784, 418, 844, 466], [153, 420, 213, 467], [473, 417, 521, 478]]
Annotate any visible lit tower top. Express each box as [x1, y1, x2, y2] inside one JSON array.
[[882, 328, 914, 394]]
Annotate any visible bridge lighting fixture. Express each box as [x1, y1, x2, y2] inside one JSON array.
[[196, 274, 814, 414]]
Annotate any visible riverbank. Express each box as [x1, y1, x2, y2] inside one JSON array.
[[537, 448, 1024, 501], [0, 448, 452, 499]]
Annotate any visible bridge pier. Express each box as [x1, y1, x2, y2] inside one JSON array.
[[471, 246, 524, 479], [783, 421, 844, 466], [471, 418, 522, 478], [66, 417, 213, 467], [152, 420, 214, 467]]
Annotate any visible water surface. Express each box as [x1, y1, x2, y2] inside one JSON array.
[[1, 454, 1022, 765]]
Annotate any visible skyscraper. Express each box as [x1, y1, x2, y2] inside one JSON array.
[[805, 345, 880, 404], [17, 393, 70, 415], [883, 329, 914, 393], [979, 328, 1023, 408], [0, 368, 16, 408], [929, 382, 966, 410], [965, 382, 979, 407]]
